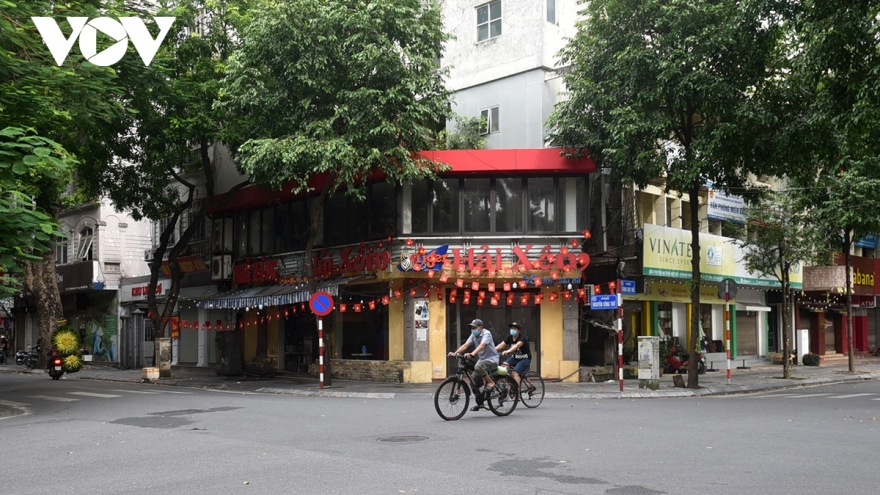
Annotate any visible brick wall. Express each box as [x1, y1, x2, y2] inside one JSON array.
[[323, 360, 411, 383]]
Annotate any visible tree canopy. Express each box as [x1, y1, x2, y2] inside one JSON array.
[[220, 0, 451, 197], [550, 0, 784, 387]]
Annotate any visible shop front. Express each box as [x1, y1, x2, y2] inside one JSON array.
[[800, 254, 875, 355], [638, 224, 803, 359]]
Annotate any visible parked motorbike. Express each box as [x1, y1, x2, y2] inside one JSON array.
[[48, 352, 64, 380], [662, 343, 706, 374], [17, 344, 41, 368]]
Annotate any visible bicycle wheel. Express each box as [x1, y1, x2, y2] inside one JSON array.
[[434, 377, 470, 421], [519, 371, 544, 408], [486, 375, 518, 417]]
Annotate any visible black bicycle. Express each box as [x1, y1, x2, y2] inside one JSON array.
[[434, 354, 518, 421], [518, 370, 545, 408]]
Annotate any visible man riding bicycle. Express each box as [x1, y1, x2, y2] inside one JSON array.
[[448, 318, 499, 411], [495, 321, 531, 386]]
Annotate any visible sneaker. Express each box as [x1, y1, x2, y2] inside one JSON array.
[[470, 404, 486, 412]]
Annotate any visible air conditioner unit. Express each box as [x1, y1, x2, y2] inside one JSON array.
[[211, 254, 232, 281]]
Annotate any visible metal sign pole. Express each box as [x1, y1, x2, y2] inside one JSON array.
[[318, 316, 324, 389], [725, 282, 731, 385], [617, 280, 624, 392]]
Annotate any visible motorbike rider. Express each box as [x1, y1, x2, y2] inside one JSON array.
[[495, 322, 531, 386]]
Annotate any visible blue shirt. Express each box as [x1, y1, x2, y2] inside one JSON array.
[[465, 329, 499, 364]]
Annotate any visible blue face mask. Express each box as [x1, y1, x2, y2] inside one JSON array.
[[510, 329, 518, 337], [471, 329, 480, 337]]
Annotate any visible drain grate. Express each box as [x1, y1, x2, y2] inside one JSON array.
[[377, 435, 428, 443]]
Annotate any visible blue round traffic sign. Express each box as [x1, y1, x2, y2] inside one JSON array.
[[309, 291, 334, 316]]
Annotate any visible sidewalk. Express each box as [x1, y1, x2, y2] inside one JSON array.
[[3, 354, 880, 399]]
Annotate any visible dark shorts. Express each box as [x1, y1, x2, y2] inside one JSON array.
[[504, 357, 531, 375]]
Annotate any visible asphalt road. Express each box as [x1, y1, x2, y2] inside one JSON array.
[[2, 373, 878, 495]]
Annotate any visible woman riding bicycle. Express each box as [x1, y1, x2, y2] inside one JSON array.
[[495, 322, 531, 386], [448, 318, 499, 412]]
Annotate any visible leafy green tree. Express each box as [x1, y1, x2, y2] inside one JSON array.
[[220, 0, 450, 287], [1, 0, 123, 353], [729, 191, 827, 378], [549, 0, 784, 388], [0, 129, 71, 298], [77, 0, 253, 355], [438, 116, 486, 150], [782, 1, 880, 372]]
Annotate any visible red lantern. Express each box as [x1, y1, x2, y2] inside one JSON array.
[[563, 291, 572, 300], [354, 304, 362, 313], [578, 288, 586, 300], [503, 282, 511, 291], [409, 288, 417, 296], [449, 289, 458, 303], [368, 300, 376, 310], [406, 238, 414, 246], [471, 281, 479, 291], [534, 294, 543, 304], [549, 292, 558, 302], [439, 272, 449, 282], [593, 284, 601, 294], [520, 294, 529, 305], [551, 271, 559, 280], [533, 277, 543, 287], [490, 297, 498, 306], [394, 289, 403, 299], [506, 293, 515, 305], [582, 229, 591, 239], [488, 283, 496, 292], [456, 278, 464, 288], [382, 296, 390, 305], [428, 269, 435, 278]]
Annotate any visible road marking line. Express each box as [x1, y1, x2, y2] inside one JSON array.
[[827, 393, 877, 399], [0, 399, 30, 407], [787, 393, 832, 398], [68, 392, 123, 398], [29, 395, 79, 402], [109, 389, 162, 394]]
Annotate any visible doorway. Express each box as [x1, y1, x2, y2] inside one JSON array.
[[445, 291, 540, 375]]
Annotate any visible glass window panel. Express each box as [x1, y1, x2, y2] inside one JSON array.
[[261, 207, 275, 254], [370, 181, 397, 239], [350, 196, 369, 241], [432, 179, 460, 234], [323, 192, 348, 246], [489, 1, 501, 20], [477, 24, 489, 42], [480, 109, 490, 134], [463, 178, 491, 233], [234, 211, 247, 258], [495, 178, 522, 233], [477, 5, 488, 24], [490, 106, 499, 132], [490, 19, 501, 38], [248, 209, 261, 255], [559, 177, 586, 232], [274, 203, 293, 253], [547, 0, 556, 23], [410, 180, 429, 234], [527, 178, 555, 232]]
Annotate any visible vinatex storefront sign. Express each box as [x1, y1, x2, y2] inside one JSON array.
[[642, 224, 803, 289]]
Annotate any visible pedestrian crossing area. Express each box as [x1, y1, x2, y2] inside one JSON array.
[[0, 387, 191, 408]]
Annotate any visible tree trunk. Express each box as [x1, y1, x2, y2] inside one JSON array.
[[781, 267, 791, 380], [22, 250, 63, 368], [687, 183, 701, 389]]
